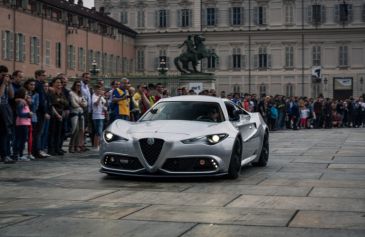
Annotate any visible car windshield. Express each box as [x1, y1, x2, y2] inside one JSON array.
[[140, 101, 224, 123]]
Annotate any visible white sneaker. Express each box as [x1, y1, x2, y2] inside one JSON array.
[[91, 147, 100, 152], [18, 156, 30, 161], [27, 154, 36, 160], [39, 150, 51, 157]]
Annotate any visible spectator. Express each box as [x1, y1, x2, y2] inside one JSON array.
[[69, 80, 87, 153], [39, 82, 51, 157], [13, 88, 32, 162], [80, 72, 93, 149], [48, 77, 69, 156], [33, 69, 48, 158], [112, 77, 130, 121], [92, 84, 106, 150], [0, 65, 15, 163], [24, 79, 39, 160]]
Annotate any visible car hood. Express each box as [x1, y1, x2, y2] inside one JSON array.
[[111, 120, 231, 140]]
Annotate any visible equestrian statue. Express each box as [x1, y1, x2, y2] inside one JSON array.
[[174, 35, 219, 74]]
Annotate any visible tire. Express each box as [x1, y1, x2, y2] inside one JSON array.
[[227, 138, 242, 179], [252, 134, 269, 167]]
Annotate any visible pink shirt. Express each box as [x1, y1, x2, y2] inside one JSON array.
[[16, 104, 31, 126]]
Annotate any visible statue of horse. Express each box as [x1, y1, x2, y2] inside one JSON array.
[[174, 35, 219, 74]]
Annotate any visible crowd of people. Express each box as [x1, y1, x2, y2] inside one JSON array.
[[1, 64, 365, 164], [0, 65, 171, 164], [226, 92, 365, 131]]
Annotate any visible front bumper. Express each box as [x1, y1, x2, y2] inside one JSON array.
[[99, 136, 234, 177]]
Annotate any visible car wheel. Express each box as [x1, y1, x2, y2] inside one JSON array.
[[252, 134, 269, 167], [227, 138, 242, 179]]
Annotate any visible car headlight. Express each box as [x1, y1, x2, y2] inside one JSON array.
[[206, 134, 228, 145], [104, 131, 128, 143], [181, 134, 228, 145]]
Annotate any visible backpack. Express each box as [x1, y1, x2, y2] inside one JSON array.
[[270, 106, 278, 119]]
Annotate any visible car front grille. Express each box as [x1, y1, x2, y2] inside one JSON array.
[[162, 157, 218, 172], [103, 155, 143, 170], [139, 138, 164, 166]]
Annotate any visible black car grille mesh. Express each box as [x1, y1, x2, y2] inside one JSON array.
[[162, 157, 217, 172], [103, 155, 143, 170], [139, 138, 164, 166]]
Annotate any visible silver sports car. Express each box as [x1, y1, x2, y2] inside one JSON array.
[[100, 95, 269, 179]]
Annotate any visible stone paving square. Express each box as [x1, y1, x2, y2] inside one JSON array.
[[0, 128, 364, 236]]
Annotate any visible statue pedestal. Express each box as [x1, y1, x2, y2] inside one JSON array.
[[177, 73, 216, 94], [119, 73, 216, 96]]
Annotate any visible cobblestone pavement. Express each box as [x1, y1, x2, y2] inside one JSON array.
[[0, 128, 364, 237]]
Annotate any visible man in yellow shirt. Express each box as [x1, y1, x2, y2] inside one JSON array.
[[112, 78, 130, 121]]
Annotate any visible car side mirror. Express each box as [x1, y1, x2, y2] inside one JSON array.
[[240, 114, 251, 121], [232, 110, 244, 121]]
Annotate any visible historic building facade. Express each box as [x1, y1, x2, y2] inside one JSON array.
[[0, 0, 136, 77], [96, 0, 365, 98]]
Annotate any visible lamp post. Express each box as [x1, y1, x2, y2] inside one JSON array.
[[89, 59, 100, 76], [157, 56, 168, 76]]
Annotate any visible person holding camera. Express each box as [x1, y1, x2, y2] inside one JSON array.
[[0, 65, 15, 163], [92, 85, 106, 150]]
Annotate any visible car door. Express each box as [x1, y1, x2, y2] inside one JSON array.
[[225, 102, 258, 159]]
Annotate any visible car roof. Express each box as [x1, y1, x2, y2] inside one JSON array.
[[159, 95, 225, 103]]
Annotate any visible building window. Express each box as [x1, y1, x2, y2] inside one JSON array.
[[207, 49, 217, 70], [67, 45, 75, 69], [258, 47, 268, 69], [285, 46, 294, 68], [116, 56, 121, 73], [308, 4, 326, 25], [312, 46, 321, 66], [122, 57, 128, 73], [45, 41, 50, 65], [339, 45, 348, 67], [230, 7, 243, 26], [254, 6, 266, 25], [205, 8, 217, 26], [137, 49, 144, 71], [233, 84, 240, 94], [120, 11, 128, 24], [259, 84, 266, 96], [178, 9, 192, 27], [232, 48, 241, 70], [55, 42, 61, 68], [2, 31, 13, 60], [137, 10, 145, 28], [96, 51, 101, 69], [286, 83, 294, 97], [102, 53, 107, 73], [285, 4, 294, 25], [156, 9, 169, 28], [30, 36, 40, 64], [88, 49, 93, 70], [15, 33, 25, 62], [335, 3, 353, 24], [78, 47, 85, 71], [363, 4, 365, 22], [109, 54, 114, 74]]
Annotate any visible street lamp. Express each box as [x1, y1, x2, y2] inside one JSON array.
[[89, 59, 100, 76], [157, 56, 168, 76], [323, 77, 328, 85]]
